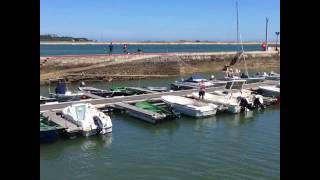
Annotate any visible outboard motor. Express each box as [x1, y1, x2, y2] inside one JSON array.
[[253, 95, 266, 109], [93, 116, 103, 134], [241, 73, 249, 78], [80, 81, 86, 87], [237, 96, 254, 112]]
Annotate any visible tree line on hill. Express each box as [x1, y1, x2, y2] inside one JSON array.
[[40, 34, 93, 42]]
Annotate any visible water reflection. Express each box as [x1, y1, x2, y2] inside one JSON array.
[[81, 134, 113, 151], [40, 134, 113, 160], [227, 111, 255, 128], [112, 113, 180, 136], [194, 116, 217, 131]]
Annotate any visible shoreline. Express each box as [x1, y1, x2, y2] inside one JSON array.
[[40, 41, 279, 45], [40, 51, 280, 84]]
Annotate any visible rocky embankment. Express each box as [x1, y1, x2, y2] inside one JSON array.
[[40, 51, 280, 84]]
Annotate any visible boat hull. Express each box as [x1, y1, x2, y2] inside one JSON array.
[[258, 87, 280, 98], [82, 127, 112, 137], [171, 103, 217, 117], [40, 129, 59, 143]]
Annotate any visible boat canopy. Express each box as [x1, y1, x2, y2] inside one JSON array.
[[55, 82, 66, 94], [225, 80, 246, 90]]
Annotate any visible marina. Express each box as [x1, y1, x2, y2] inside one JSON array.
[[40, 0, 280, 179], [40, 80, 278, 112], [40, 78, 279, 139]]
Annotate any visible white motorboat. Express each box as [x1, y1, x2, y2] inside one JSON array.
[[170, 75, 227, 90], [61, 103, 112, 136], [254, 71, 280, 81], [222, 74, 266, 83], [265, 72, 280, 80], [40, 96, 58, 104], [49, 79, 84, 102], [161, 95, 218, 117], [50, 91, 84, 102], [191, 92, 241, 114], [212, 80, 265, 110], [258, 83, 280, 98], [78, 86, 114, 97]]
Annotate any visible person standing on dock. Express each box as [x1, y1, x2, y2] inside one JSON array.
[[199, 80, 206, 100], [109, 42, 114, 55]]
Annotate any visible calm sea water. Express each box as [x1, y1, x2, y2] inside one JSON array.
[[40, 75, 280, 180], [40, 44, 263, 56]]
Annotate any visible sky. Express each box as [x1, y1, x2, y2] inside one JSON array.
[[40, 0, 280, 41]]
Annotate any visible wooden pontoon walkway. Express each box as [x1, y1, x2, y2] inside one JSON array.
[[42, 111, 81, 133], [40, 80, 278, 112]]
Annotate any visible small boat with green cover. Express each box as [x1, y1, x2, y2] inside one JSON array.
[[110, 86, 138, 96], [134, 101, 179, 122]]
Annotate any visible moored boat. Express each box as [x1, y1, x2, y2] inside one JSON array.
[[135, 101, 179, 120], [49, 79, 84, 102], [171, 75, 227, 90], [145, 86, 168, 92], [40, 114, 63, 143], [161, 95, 218, 117], [78, 86, 114, 97], [61, 103, 112, 136], [191, 92, 241, 114], [257, 83, 280, 98]]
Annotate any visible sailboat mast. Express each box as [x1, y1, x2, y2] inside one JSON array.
[[236, 1, 239, 45], [265, 18, 269, 50], [240, 34, 249, 76]]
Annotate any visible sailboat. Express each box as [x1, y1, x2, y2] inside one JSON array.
[[222, 1, 265, 83]]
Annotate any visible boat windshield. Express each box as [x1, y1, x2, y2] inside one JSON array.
[[75, 105, 86, 121], [225, 81, 245, 90]]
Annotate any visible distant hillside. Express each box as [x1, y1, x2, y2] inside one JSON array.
[[40, 34, 94, 42]]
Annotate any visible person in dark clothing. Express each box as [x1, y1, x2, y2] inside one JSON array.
[[55, 81, 66, 94], [123, 44, 128, 54], [137, 48, 143, 54], [109, 42, 113, 55]]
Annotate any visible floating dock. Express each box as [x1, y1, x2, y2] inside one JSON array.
[[126, 87, 158, 94], [42, 111, 81, 134], [40, 80, 278, 112]]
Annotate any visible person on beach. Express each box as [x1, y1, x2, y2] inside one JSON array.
[[123, 44, 128, 54], [199, 80, 206, 100], [109, 42, 113, 55]]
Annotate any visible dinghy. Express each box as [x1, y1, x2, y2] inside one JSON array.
[[161, 95, 218, 117], [62, 103, 112, 136]]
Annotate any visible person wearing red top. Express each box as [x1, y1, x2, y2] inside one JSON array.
[[199, 80, 206, 100]]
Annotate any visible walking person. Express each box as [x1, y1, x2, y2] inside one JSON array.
[[123, 44, 128, 54], [198, 80, 206, 100], [108, 42, 113, 55]]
